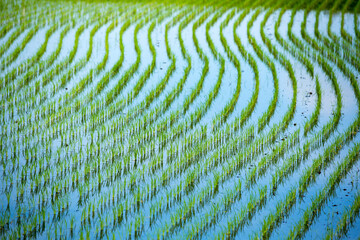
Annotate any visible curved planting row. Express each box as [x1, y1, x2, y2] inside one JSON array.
[[0, 0, 359, 239]]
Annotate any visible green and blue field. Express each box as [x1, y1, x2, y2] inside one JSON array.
[[1, 0, 360, 239]]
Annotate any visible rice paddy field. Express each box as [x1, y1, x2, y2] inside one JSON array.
[[1, 0, 360, 238]]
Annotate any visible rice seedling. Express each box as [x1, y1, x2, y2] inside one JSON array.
[[325, 191, 360, 240], [288, 143, 360, 239], [1, 0, 359, 239]]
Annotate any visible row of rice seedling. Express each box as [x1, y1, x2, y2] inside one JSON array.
[[180, 9, 211, 115], [84, 88, 256, 236], [289, 4, 343, 138], [232, 8, 261, 127], [13, 5, 134, 126], [326, 0, 360, 64], [256, 188, 297, 239], [125, 7, 177, 103], [272, 5, 323, 137], [88, 5, 196, 131], [260, 6, 298, 132], [304, 2, 360, 74], [175, 132, 286, 236], [325, 191, 360, 239], [211, 8, 242, 131], [141, 9, 191, 108], [0, 4, 176, 237], [59, 5, 172, 147], [260, 36, 360, 240], [1, 0, 359, 238], [340, 0, 357, 45], [266, 4, 335, 188], [1, 4, 100, 101], [10, 23, 104, 130], [121, 5, 312, 234], [0, 6, 69, 73], [214, 185, 268, 239], [355, 0, 360, 39], [231, 0, 288, 143], [176, 135, 298, 237], [310, 8, 360, 102], [208, 0, 259, 135], [13, 4, 141, 127], [2, 6, 180, 191], [0, 7, 127, 238], [186, 4, 230, 129], [247, 9, 280, 132], [110, 4, 312, 234], [103, 5, 166, 107], [0, 3, 88, 84], [2, 24, 53, 87], [194, 0, 358, 236], [102, 7, 214, 149], [89, 6, 215, 163], [82, 11, 186, 139], [288, 143, 360, 239], [232, 0, 301, 158], [0, 4, 44, 60], [238, 0, 358, 236], [6, 6, 118, 122], [303, 76, 321, 135], [268, 0, 356, 191]]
